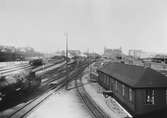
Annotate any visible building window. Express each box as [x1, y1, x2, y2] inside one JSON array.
[[106, 76, 109, 87], [110, 78, 113, 90], [103, 74, 105, 84], [166, 89, 167, 104], [129, 88, 132, 102], [122, 84, 125, 96], [115, 81, 118, 92], [146, 89, 155, 104], [108, 76, 110, 87], [105, 75, 107, 83]]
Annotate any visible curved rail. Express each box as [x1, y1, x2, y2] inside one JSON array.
[[76, 74, 110, 118], [6, 61, 87, 118], [6, 66, 68, 118]]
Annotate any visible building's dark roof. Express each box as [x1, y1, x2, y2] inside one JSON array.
[[97, 62, 167, 88]]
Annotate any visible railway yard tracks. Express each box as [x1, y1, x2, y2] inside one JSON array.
[[0, 60, 106, 118], [0, 61, 89, 118], [76, 72, 110, 118], [6, 75, 66, 118], [0, 61, 65, 118], [0, 63, 32, 76]]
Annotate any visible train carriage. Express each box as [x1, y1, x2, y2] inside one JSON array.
[[0, 71, 41, 101], [29, 59, 43, 66]]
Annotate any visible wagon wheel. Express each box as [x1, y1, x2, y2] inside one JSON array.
[[105, 94, 109, 98], [103, 93, 109, 98]]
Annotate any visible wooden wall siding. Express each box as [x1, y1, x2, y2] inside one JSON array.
[[135, 89, 167, 115], [97, 69, 167, 116], [98, 71, 136, 113]]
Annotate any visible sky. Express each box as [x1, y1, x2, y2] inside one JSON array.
[[0, 0, 167, 54]]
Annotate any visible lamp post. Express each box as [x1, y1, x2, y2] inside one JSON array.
[[88, 48, 91, 79]]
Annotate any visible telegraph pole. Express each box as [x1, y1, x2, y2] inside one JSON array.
[[65, 33, 68, 60], [88, 48, 91, 79], [65, 32, 69, 90]]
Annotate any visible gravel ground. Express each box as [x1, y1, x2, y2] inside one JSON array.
[[26, 81, 92, 118], [82, 68, 132, 118]]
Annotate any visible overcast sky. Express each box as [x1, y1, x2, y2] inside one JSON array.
[[0, 0, 167, 54]]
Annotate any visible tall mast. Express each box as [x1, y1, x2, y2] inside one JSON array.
[[65, 32, 68, 59], [65, 32, 69, 90]]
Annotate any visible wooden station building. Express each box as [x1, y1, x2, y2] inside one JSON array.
[[97, 62, 167, 117]]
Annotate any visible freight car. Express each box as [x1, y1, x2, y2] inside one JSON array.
[[0, 71, 41, 101], [29, 58, 43, 66], [67, 59, 77, 70]]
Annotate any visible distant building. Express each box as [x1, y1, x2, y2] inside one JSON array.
[[55, 50, 81, 58], [55, 50, 65, 56], [68, 50, 81, 57], [123, 56, 145, 66], [103, 48, 123, 59], [97, 62, 167, 117], [152, 54, 167, 64], [80, 53, 87, 57], [129, 50, 143, 58], [129, 50, 156, 59]]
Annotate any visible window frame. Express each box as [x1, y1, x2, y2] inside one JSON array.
[[145, 89, 155, 105], [129, 88, 133, 102], [122, 84, 125, 96], [165, 89, 167, 104], [115, 80, 118, 92]]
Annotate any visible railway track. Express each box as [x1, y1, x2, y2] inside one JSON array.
[[32, 59, 65, 72], [0, 63, 28, 71], [0, 61, 28, 69], [76, 72, 110, 118], [6, 62, 88, 118], [0, 65, 33, 76], [0, 60, 88, 118], [0, 60, 64, 76], [6, 71, 68, 118], [35, 62, 66, 78], [0, 65, 32, 75], [7, 79, 64, 118]]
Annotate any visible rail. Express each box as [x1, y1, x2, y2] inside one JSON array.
[[76, 73, 110, 118], [6, 61, 88, 118]]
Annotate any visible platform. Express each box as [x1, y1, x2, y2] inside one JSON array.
[[82, 70, 132, 118], [26, 89, 91, 118]]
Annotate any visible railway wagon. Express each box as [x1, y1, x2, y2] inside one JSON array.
[[67, 59, 77, 70], [97, 62, 167, 117], [29, 59, 43, 66], [0, 71, 41, 101]]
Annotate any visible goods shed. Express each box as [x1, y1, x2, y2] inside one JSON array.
[[97, 62, 167, 117]]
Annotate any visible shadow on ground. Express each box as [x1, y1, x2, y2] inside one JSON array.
[[0, 86, 50, 111]]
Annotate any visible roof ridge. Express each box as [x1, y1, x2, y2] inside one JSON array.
[[98, 62, 167, 88]]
